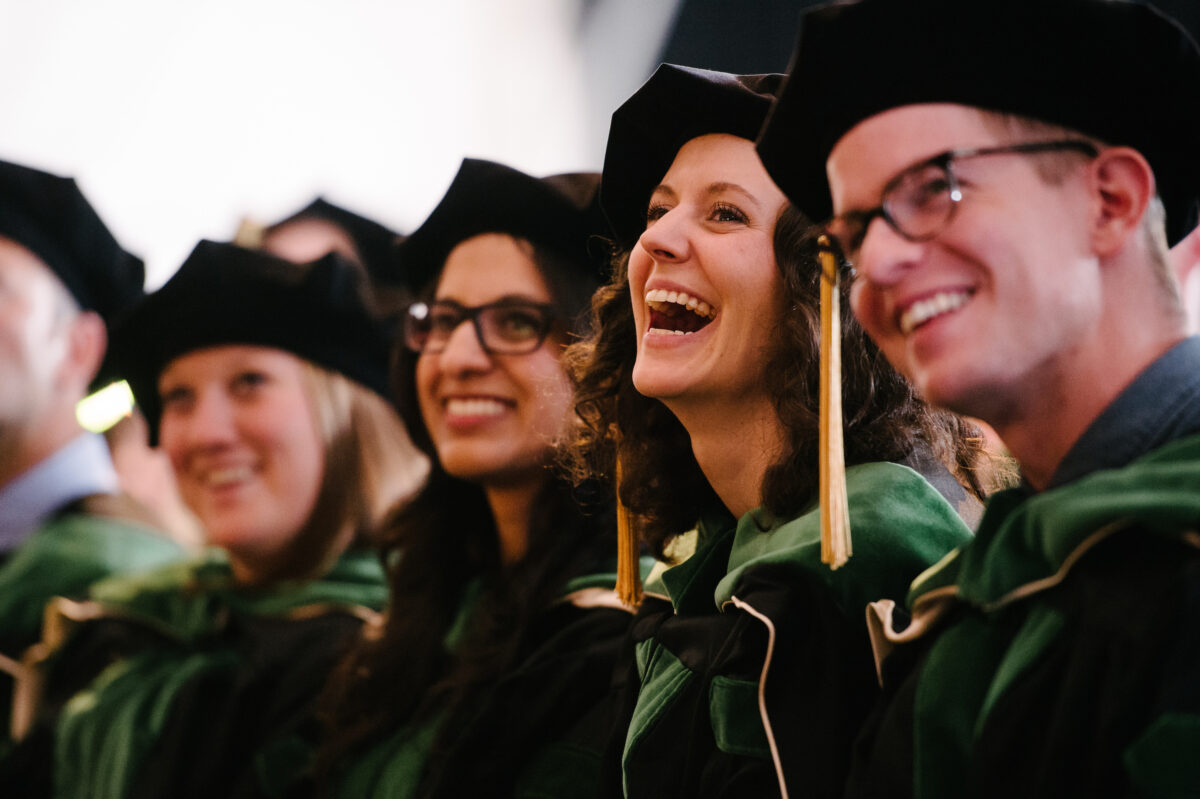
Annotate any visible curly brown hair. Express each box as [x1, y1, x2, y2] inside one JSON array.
[[564, 204, 997, 558]]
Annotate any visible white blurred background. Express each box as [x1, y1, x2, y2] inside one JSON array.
[[0, 0, 684, 287]]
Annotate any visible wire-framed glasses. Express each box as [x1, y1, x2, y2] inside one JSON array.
[[826, 140, 1100, 262]]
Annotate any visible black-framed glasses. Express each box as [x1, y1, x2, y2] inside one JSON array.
[[826, 140, 1100, 262], [403, 299, 558, 355]]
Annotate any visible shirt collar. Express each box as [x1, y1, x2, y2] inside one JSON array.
[[0, 432, 120, 553], [1048, 335, 1200, 489]]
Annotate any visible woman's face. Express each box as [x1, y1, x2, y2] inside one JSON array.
[[158, 345, 325, 577], [628, 133, 789, 405], [415, 233, 574, 488]]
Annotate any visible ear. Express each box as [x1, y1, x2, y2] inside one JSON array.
[[1088, 147, 1155, 257], [64, 311, 109, 392]]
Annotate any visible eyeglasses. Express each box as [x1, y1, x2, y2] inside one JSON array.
[[403, 299, 558, 355], [826, 140, 1100, 262]]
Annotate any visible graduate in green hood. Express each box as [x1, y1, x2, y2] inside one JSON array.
[[1, 241, 425, 797], [757, 0, 1200, 796], [305, 159, 642, 799], [565, 64, 995, 799]]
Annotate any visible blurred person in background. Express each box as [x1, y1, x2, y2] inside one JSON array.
[[1, 241, 425, 797], [0, 159, 183, 750]]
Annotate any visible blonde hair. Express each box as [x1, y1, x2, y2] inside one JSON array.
[[253, 363, 428, 584]]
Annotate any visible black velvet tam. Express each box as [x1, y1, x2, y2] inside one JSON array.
[[392, 158, 603, 294], [757, 0, 1200, 245], [112, 240, 392, 444], [600, 64, 784, 252], [265, 197, 402, 281], [0, 159, 144, 318]]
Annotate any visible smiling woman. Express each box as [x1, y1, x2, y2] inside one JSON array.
[[3, 241, 426, 797], [564, 64, 996, 799], [308, 158, 640, 799]]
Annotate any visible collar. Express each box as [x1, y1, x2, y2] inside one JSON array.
[[0, 432, 119, 554], [1049, 336, 1200, 489], [912, 433, 1200, 609]]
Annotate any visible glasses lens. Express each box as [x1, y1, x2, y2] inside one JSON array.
[[886, 161, 956, 241], [477, 305, 550, 354], [403, 303, 432, 353]]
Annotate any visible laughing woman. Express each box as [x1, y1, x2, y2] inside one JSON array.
[[566, 65, 992, 799], [308, 159, 637, 799], [2, 242, 424, 798]]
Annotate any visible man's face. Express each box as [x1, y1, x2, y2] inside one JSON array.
[[0, 238, 75, 436], [826, 103, 1102, 426]]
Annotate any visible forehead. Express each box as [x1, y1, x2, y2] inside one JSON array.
[[0, 235, 61, 292], [436, 233, 551, 304], [827, 103, 1004, 212], [659, 133, 777, 192], [161, 344, 305, 383]]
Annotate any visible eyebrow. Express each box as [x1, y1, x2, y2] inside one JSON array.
[[650, 181, 763, 208], [431, 293, 548, 306]]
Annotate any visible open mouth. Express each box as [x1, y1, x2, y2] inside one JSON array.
[[898, 290, 971, 335], [645, 289, 716, 335]]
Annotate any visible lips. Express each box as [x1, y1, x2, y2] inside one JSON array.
[[645, 288, 716, 335], [444, 397, 510, 417]]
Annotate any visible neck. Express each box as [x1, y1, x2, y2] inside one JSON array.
[[484, 480, 543, 565], [990, 274, 1186, 491], [663, 393, 783, 519], [0, 413, 84, 490]]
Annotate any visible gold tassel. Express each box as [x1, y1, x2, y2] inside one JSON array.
[[614, 453, 643, 607], [818, 235, 852, 569]]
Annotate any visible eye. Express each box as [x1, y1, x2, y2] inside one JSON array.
[[710, 202, 748, 224], [492, 307, 545, 342], [427, 307, 464, 336], [645, 203, 671, 224], [159, 385, 194, 413], [230, 371, 268, 397]]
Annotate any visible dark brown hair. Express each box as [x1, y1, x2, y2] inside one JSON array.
[[312, 235, 609, 789], [565, 204, 996, 558]]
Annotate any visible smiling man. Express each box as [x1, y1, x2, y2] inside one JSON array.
[[757, 0, 1200, 796]]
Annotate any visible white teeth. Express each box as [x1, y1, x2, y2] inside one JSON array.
[[643, 288, 716, 319], [899, 291, 970, 334], [646, 328, 692, 336], [205, 466, 253, 487], [445, 398, 507, 417]]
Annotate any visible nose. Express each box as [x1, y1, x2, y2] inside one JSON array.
[[435, 318, 493, 376], [161, 387, 238, 457], [853, 216, 926, 290], [636, 207, 691, 263]]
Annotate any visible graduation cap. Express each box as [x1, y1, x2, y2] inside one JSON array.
[[600, 64, 784, 252], [391, 158, 604, 294], [757, 0, 1200, 245], [112, 240, 392, 444], [600, 64, 851, 605], [256, 197, 402, 283], [0, 159, 144, 318]]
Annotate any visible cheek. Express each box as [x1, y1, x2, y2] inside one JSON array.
[[849, 281, 886, 338], [523, 355, 573, 428], [414, 357, 441, 428]]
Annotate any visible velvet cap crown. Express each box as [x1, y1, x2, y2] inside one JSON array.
[[112, 240, 392, 443], [267, 197, 402, 280], [0, 159, 144, 318], [601, 64, 784, 252], [756, 0, 1200, 245], [392, 158, 604, 293]]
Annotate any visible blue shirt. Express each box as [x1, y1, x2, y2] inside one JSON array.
[[0, 432, 120, 554], [1048, 335, 1200, 489]]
